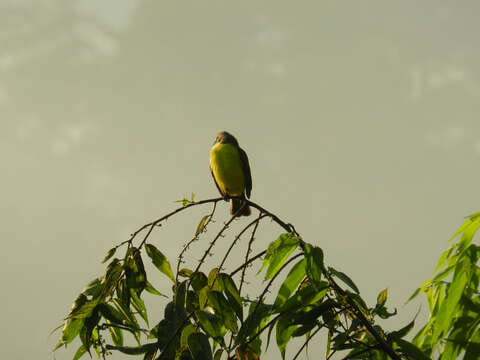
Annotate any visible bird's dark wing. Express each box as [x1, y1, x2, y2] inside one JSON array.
[[210, 166, 225, 197], [239, 147, 252, 198]]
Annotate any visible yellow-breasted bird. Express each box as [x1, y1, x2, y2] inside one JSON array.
[[210, 131, 252, 216]]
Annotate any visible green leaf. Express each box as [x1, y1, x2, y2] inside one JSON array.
[[388, 318, 415, 340], [188, 332, 213, 360], [394, 339, 430, 360], [58, 318, 84, 347], [112, 298, 141, 343], [144, 281, 167, 297], [106, 343, 157, 355], [329, 267, 359, 294], [107, 322, 124, 346], [276, 314, 297, 359], [130, 288, 148, 325], [101, 258, 123, 300], [218, 273, 243, 321], [376, 288, 388, 307], [191, 272, 208, 292], [207, 291, 238, 332], [145, 244, 175, 283], [304, 244, 324, 290], [72, 345, 87, 360], [98, 303, 124, 325], [273, 258, 307, 309], [125, 248, 147, 294], [275, 282, 329, 313], [260, 234, 300, 280], [102, 247, 117, 264], [207, 268, 222, 292], [196, 215, 211, 236], [179, 268, 194, 278], [181, 324, 196, 349], [236, 302, 272, 346], [213, 349, 223, 360], [196, 311, 226, 343], [432, 260, 469, 343]]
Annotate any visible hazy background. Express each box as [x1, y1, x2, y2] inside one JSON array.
[[2, 1, 480, 359]]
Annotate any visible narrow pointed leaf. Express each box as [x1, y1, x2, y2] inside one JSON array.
[[102, 247, 117, 264], [145, 244, 175, 283], [273, 258, 307, 309]]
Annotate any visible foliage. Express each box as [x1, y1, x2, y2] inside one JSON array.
[[409, 212, 480, 359], [53, 197, 428, 360]]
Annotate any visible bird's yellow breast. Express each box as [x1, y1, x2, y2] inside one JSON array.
[[210, 142, 246, 196]]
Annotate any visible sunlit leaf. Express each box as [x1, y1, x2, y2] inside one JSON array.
[[273, 258, 307, 309], [107, 321, 124, 346], [376, 288, 388, 307], [276, 314, 297, 359], [195, 215, 211, 236], [181, 324, 196, 349], [259, 234, 300, 280], [179, 268, 194, 278], [207, 268, 222, 292], [145, 244, 175, 283], [432, 260, 469, 343], [72, 345, 87, 360], [130, 288, 148, 325]]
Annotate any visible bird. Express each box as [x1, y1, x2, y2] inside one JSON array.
[[209, 131, 252, 216]]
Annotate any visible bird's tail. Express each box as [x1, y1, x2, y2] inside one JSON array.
[[230, 198, 251, 217]]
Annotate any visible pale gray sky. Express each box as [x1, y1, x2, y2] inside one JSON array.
[[2, 1, 480, 359]]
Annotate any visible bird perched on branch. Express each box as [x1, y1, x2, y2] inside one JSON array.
[[209, 131, 252, 216]]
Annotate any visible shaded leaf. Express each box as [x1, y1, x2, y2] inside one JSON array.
[[188, 332, 213, 360], [304, 244, 324, 290], [102, 247, 117, 264], [218, 273, 243, 321], [196, 311, 226, 343], [207, 291, 238, 332], [106, 343, 157, 355], [329, 267, 360, 294]]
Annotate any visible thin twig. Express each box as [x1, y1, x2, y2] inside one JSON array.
[[211, 214, 267, 290], [175, 202, 218, 285], [239, 212, 263, 295]]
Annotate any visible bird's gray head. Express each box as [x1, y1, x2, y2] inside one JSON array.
[[214, 131, 239, 146]]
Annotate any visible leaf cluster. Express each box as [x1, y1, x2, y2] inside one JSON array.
[[53, 197, 428, 360]]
